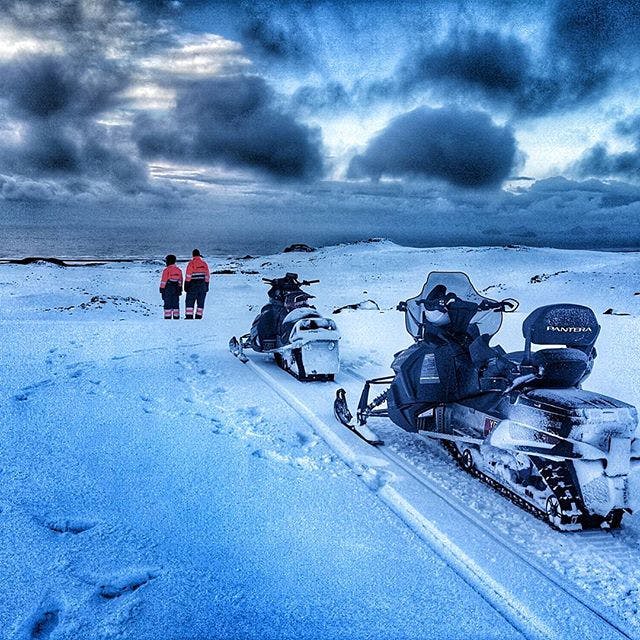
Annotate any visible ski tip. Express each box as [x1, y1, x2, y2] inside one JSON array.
[[229, 337, 249, 363], [333, 388, 353, 426]]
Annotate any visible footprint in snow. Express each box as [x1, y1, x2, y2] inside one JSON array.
[[16, 600, 61, 640], [96, 568, 159, 600], [13, 379, 54, 401], [140, 395, 155, 412], [37, 516, 97, 535], [358, 466, 394, 492], [252, 448, 325, 472], [210, 417, 226, 434], [296, 431, 320, 450], [243, 406, 262, 420]]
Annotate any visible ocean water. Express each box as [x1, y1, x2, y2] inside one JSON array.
[[1, 197, 638, 259]]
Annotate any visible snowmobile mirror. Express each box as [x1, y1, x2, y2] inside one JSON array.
[[501, 298, 519, 312], [397, 301, 407, 312]]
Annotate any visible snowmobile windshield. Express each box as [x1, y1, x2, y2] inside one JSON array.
[[404, 272, 503, 339]]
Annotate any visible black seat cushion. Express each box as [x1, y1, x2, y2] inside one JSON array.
[[530, 348, 589, 387]]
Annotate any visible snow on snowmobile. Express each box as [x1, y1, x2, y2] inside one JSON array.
[[334, 271, 640, 530], [229, 273, 340, 381]]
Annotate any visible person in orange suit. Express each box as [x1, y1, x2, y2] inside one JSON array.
[[159, 254, 183, 319], [184, 249, 210, 319]]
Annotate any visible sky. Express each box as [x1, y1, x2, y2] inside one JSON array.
[[1, 0, 640, 252]]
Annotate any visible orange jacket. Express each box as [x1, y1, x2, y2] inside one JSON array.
[[160, 264, 183, 290], [186, 256, 210, 283]]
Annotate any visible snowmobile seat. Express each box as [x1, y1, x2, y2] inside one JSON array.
[[529, 347, 590, 388]]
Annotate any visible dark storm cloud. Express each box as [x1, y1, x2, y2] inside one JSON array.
[[357, 0, 640, 118], [382, 28, 602, 117], [0, 1, 166, 198], [348, 106, 518, 188], [571, 111, 640, 182], [134, 74, 324, 180], [0, 54, 127, 119], [395, 31, 531, 103], [573, 144, 640, 182], [241, 10, 312, 64], [0, 53, 148, 193]]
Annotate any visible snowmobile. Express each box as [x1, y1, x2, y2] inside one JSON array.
[[334, 271, 640, 530], [229, 273, 340, 381]]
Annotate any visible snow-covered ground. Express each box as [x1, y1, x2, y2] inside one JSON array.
[[1, 241, 639, 639]]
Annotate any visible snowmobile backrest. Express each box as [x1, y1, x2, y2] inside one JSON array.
[[522, 304, 600, 362]]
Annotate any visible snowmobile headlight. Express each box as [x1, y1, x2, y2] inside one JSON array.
[[328, 342, 335, 350]]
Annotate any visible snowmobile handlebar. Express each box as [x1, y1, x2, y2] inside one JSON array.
[[261, 276, 320, 287], [477, 298, 519, 313], [397, 297, 519, 313]]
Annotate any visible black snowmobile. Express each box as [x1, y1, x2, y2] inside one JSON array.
[[334, 271, 640, 530], [230, 273, 340, 381]]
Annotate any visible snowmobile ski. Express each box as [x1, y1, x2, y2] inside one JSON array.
[[334, 388, 383, 446]]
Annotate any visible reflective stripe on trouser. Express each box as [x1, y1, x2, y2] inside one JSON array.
[[162, 281, 181, 315], [185, 283, 207, 318]]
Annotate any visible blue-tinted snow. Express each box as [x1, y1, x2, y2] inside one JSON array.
[[1, 242, 639, 638], [0, 274, 522, 638]]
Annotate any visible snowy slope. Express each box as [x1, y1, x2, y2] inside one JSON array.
[[1, 242, 639, 639]]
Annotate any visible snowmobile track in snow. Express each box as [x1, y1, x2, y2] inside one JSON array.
[[240, 356, 638, 640]]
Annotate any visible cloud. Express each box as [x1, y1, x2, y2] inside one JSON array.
[[134, 74, 325, 180], [355, 1, 640, 118], [0, 52, 148, 193], [573, 144, 640, 182], [347, 106, 518, 188], [380, 28, 607, 117], [241, 9, 312, 65], [395, 31, 533, 104], [136, 33, 250, 81], [1, 54, 127, 119], [291, 81, 352, 115], [0, 1, 168, 198], [572, 111, 640, 181]]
